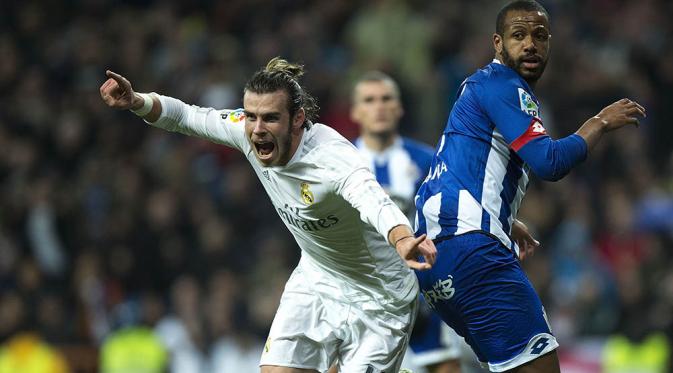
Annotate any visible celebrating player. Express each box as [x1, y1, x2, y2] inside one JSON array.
[[413, 1, 646, 372], [100, 58, 437, 373], [350, 71, 465, 373]]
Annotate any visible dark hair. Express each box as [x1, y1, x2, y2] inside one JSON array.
[[244, 57, 319, 129], [496, 0, 549, 36], [352, 70, 401, 102]]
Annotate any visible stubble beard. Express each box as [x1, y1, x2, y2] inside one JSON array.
[[501, 46, 546, 84]]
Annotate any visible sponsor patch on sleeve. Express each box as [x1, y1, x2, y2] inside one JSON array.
[[221, 109, 246, 123], [518, 87, 539, 118]]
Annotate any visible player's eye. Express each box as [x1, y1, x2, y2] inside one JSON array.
[[263, 114, 280, 122], [535, 32, 549, 41], [512, 32, 525, 40], [245, 113, 256, 121], [363, 96, 375, 103], [381, 95, 393, 102]]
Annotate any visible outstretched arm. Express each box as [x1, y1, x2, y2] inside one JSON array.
[[515, 98, 646, 181], [99, 70, 247, 150], [100, 70, 162, 122], [474, 80, 646, 181]]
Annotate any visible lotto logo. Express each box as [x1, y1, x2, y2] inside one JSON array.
[[530, 337, 549, 355], [531, 121, 546, 134]]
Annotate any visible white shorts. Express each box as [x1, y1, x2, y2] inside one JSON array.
[[260, 266, 418, 373]]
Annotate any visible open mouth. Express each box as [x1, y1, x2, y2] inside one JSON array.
[[254, 141, 275, 158]]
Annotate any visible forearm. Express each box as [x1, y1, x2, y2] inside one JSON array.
[[518, 134, 587, 181], [575, 115, 607, 153], [339, 169, 411, 242]]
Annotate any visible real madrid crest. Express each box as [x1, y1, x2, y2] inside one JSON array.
[[300, 182, 314, 205]]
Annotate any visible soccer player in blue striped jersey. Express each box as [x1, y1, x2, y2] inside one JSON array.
[[414, 1, 646, 372], [351, 71, 465, 373]]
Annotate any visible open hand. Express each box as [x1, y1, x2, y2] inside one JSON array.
[[594, 98, 646, 132], [396, 234, 437, 271]]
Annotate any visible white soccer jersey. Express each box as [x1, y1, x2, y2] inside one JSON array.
[[149, 95, 418, 309]]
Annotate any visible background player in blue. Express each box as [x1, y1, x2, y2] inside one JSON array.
[[414, 1, 647, 372], [351, 71, 466, 373]]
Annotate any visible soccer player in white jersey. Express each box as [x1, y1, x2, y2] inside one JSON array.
[[349, 71, 465, 373], [99, 57, 437, 373]]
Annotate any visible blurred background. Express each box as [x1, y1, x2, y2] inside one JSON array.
[[0, 0, 672, 372]]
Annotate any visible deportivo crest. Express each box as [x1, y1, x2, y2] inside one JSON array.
[[518, 88, 539, 117], [300, 182, 314, 205], [221, 109, 245, 123]]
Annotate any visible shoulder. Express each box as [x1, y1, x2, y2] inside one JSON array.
[[302, 123, 357, 158], [399, 137, 434, 173], [305, 124, 367, 178], [467, 64, 538, 114], [401, 137, 434, 155], [401, 137, 434, 162], [468, 63, 523, 93]]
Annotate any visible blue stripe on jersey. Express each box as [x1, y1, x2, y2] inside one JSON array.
[[374, 160, 391, 187], [498, 150, 525, 235]]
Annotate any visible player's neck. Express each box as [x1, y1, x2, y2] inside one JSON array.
[[525, 79, 537, 90], [362, 132, 397, 153]]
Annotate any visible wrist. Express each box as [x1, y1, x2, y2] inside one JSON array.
[[592, 115, 610, 132], [131, 93, 153, 116], [394, 235, 413, 248]]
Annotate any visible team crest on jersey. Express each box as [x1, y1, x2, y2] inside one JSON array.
[[300, 182, 314, 205], [518, 88, 539, 117], [221, 109, 245, 123]]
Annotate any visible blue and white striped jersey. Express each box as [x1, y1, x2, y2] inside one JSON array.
[[355, 137, 434, 217], [415, 60, 587, 255]]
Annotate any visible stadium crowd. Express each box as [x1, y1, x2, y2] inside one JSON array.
[[0, 0, 672, 371]]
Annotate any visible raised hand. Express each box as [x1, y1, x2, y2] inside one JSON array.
[[594, 98, 646, 132], [511, 219, 539, 261], [99, 70, 142, 110], [396, 234, 437, 271]]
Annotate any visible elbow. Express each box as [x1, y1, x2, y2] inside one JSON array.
[[529, 163, 567, 182]]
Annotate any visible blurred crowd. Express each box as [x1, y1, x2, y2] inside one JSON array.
[[0, 0, 672, 372]]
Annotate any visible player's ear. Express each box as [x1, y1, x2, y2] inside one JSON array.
[[493, 33, 503, 54], [293, 108, 305, 130]]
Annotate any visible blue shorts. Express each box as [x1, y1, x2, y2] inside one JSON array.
[[415, 231, 558, 372]]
